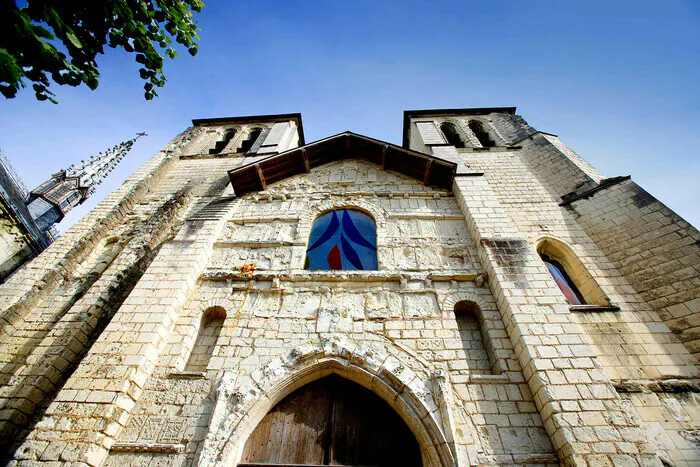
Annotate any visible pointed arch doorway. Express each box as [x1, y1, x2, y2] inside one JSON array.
[[238, 375, 423, 467]]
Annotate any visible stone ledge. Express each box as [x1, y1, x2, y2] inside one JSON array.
[[479, 453, 559, 465], [180, 153, 246, 160], [110, 442, 185, 453], [200, 270, 485, 284], [559, 175, 631, 206], [614, 378, 700, 394], [569, 304, 621, 313], [469, 374, 511, 384], [456, 146, 519, 153], [510, 130, 558, 146], [166, 370, 206, 380]]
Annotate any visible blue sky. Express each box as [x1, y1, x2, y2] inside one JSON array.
[[1, 0, 698, 229]]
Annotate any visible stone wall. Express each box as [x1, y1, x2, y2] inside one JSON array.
[[100, 158, 556, 467], [564, 178, 700, 356], [457, 116, 699, 465], [2, 111, 699, 467]]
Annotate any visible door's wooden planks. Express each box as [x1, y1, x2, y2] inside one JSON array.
[[240, 375, 422, 467], [241, 380, 331, 465]]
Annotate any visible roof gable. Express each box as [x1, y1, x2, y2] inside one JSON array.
[[228, 132, 456, 197]]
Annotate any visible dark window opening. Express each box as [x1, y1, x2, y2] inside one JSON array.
[[540, 254, 585, 305], [209, 129, 237, 155], [468, 121, 495, 147], [238, 128, 263, 154], [440, 122, 465, 148]]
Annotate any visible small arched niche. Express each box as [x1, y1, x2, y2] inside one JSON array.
[[238, 375, 422, 467], [453, 300, 499, 374], [537, 238, 609, 306], [440, 121, 465, 148], [184, 306, 226, 372], [468, 120, 495, 148]]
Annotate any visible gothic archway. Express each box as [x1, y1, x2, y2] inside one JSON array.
[[239, 374, 422, 466], [194, 336, 462, 467]]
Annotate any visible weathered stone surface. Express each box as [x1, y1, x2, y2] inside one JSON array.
[[1, 110, 698, 467]]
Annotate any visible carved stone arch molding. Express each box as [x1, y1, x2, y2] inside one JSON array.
[[194, 335, 470, 467], [199, 298, 237, 316], [440, 291, 491, 316]]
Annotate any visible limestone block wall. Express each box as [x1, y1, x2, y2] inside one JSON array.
[[463, 150, 696, 381], [6, 151, 246, 466], [0, 127, 203, 462], [103, 159, 557, 467], [2, 110, 699, 467], [620, 389, 700, 467], [564, 178, 700, 356], [458, 113, 700, 465], [452, 174, 660, 466]]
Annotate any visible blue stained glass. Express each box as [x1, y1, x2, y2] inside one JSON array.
[[543, 260, 584, 305], [305, 209, 378, 271]]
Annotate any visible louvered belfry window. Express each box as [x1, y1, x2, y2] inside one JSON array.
[[304, 209, 378, 271]]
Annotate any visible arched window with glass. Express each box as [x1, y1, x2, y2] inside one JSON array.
[[539, 254, 586, 305], [304, 209, 378, 271], [537, 238, 612, 307]]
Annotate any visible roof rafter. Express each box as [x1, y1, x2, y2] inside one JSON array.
[[227, 131, 457, 197]]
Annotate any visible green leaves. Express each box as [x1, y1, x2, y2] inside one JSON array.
[[0, 0, 204, 103]]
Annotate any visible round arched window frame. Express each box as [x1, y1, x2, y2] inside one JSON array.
[[304, 208, 378, 271]]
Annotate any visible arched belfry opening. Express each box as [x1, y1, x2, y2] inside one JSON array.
[[239, 128, 263, 153], [210, 129, 237, 154], [440, 122, 465, 148], [238, 375, 423, 467], [468, 120, 495, 147]]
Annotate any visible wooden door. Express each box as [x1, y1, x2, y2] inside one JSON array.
[[239, 375, 422, 466]]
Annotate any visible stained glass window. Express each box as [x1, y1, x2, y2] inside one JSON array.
[[304, 209, 378, 271], [541, 254, 585, 305]]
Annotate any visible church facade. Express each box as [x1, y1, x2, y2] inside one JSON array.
[[1, 108, 699, 467]]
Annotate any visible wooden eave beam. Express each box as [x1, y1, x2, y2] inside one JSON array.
[[423, 159, 433, 185], [302, 149, 310, 173], [255, 164, 266, 190], [227, 132, 457, 196]]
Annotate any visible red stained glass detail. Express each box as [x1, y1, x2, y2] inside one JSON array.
[[327, 244, 342, 270]]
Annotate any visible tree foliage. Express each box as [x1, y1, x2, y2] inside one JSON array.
[[0, 0, 204, 103]]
